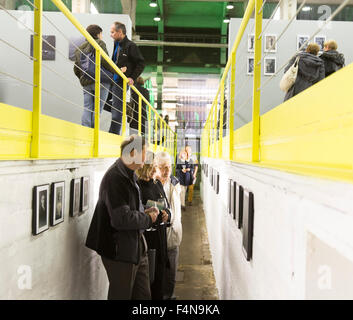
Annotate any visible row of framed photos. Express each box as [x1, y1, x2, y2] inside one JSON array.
[[201, 162, 254, 261], [32, 177, 90, 235], [247, 56, 276, 76], [227, 179, 254, 261], [247, 34, 327, 53]]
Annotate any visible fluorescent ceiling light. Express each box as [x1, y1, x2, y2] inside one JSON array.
[[302, 6, 311, 12], [154, 14, 161, 22], [226, 4, 234, 10], [223, 17, 230, 23], [90, 3, 99, 14], [149, 0, 158, 8]]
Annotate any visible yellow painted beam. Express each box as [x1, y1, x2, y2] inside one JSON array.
[[252, 0, 262, 162], [31, 0, 42, 158]]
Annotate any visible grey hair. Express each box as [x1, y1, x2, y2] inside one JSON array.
[[155, 151, 171, 165], [113, 21, 126, 35]]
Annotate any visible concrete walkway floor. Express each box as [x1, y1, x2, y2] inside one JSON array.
[[174, 191, 219, 300]]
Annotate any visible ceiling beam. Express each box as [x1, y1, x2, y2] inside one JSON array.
[[136, 40, 228, 48]]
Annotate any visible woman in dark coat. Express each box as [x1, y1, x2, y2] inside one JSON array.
[[136, 151, 170, 300], [175, 149, 194, 208], [319, 39, 345, 77], [284, 43, 325, 102]]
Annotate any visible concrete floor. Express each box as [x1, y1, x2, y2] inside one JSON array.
[[174, 191, 219, 300]]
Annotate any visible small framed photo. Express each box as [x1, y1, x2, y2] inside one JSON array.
[[264, 57, 276, 76], [51, 181, 65, 226], [247, 57, 254, 75], [80, 176, 89, 212], [242, 189, 254, 261], [215, 172, 219, 194], [264, 34, 277, 53], [314, 35, 326, 52], [70, 178, 81, 217], [297, 35, 309, 51], [235, 184, 243, 229], [32, 184, 49, 235], [228, 179, 233, 215], [248, 34, 255, 52]]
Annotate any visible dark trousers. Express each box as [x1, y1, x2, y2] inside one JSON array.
[[109, 83, 124, 135], [101, 238, 151, 300], [164, 247, 179, 299]]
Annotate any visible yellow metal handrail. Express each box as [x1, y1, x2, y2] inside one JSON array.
[[0, 0, 175, 161]]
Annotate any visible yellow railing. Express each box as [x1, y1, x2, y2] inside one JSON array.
[[202, 0, 353, 183], [0, 0, 175, 160]]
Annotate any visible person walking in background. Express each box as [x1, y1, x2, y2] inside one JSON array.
[[137, 151, 170, 300], [176, 149, 193, 209], [85, 135, 159, 300], [154, 152, 182, 300], [185, 145, 198, 206], [284, 43, 325, 102], [319, 40, 345, 77], [74, 24, 115, 128], [130, 76, 149, 135], [109, 22, 145, 135]]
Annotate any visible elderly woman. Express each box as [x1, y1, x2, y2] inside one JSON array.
[[155, 151, 182, 300], [136, 151, 170, 300]]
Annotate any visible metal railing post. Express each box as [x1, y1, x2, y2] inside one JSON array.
[[93, 49, 101, 157], [154, 113, 157, 152], [213, 96, 218, 158], [122, 80, 127, 137], [252, 0, 263, 162], [229, 51, 236, 161], [138, 95, 142, 135], [148, 106, 151, 144], [219, 81, 225, 159], [31, 0, 43, 158]]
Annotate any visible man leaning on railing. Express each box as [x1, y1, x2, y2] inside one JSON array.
[[108, 22, 145, 136]]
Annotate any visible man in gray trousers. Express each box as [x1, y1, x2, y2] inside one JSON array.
[[86, 135, 158, 299]]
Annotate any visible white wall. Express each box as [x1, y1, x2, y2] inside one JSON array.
[[201, 157, 353, 299], [0, 10, 132, 131], [0, 158, 116, 299]]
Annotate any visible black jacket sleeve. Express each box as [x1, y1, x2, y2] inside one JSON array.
[[103, 177, 152, 231], [129, 42, 145, 81]]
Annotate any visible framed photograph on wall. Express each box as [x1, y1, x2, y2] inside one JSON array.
[[235, 184, 243, 229], [32, 184, 50, 235], [30, 35, 56, 60], [242, 189, 254, 261], [264, 34, 277, 53], [247, 57, 254, 75], [215, 172, 220, 194], [297, 35, 309, 51], [248, 34, 255, 52], [80, 176, 89, 212], [50, 181, 65, 226], [68, 35, 85, 61], [70, 178, 81, 217], [314, 35, 326, 52], [228, 179, 233, 214], [264, 57, 276, 76]]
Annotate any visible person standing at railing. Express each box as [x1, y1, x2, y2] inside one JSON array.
[[319, 40, 345, 78], [130, 76, 149, 135], [185, 145, 198, 206], [85, 135, 159, 300], [109, 22, 145, 135], [74, 24, 115, 128], [284, 43, 325, 102]]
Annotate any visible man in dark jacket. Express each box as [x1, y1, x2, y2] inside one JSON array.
[[284, 43, 325, 102], [108, 22, 145, 135], [319, 40, 345, 77], [86, 135, 158, 300]]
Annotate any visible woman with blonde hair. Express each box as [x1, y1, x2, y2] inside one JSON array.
[[137, 151, 170, 300]]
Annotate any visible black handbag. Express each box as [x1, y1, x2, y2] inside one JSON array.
[[147, 248, 156, 284]]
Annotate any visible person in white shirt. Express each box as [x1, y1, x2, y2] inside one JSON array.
[[155, 151, 182, 300]]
